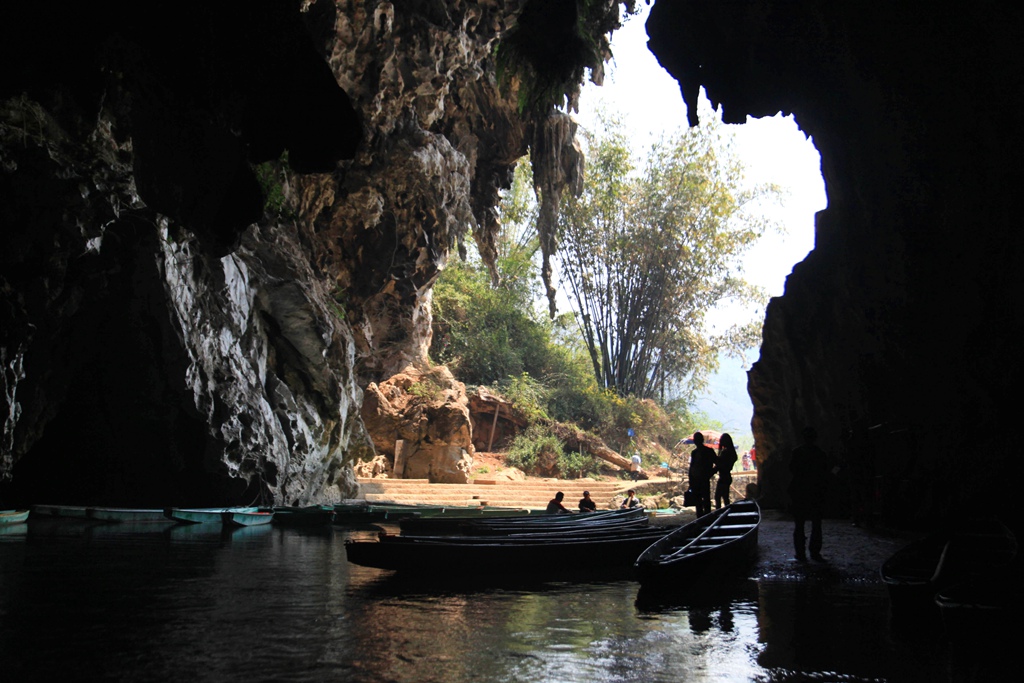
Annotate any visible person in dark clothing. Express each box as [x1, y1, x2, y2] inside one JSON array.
[[546, 491, 571, 514], [688, 432, 716, 517], [714, 433, 739, 509], [578, 490, 597, 512], [789, 426, 829, 561]]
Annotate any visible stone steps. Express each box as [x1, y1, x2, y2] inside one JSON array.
[[355, 477, 652, 510]]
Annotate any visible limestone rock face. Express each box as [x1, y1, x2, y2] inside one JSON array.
[[3, 1, 599, 504], [360, 365, 473, 483], [647, 1, 1024, 526], [0, 95, 363, 506]]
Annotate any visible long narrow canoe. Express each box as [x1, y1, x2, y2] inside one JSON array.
[[272, 505, 336, 526], [165, 507, 259, 524], [881, 517, 1017, 624], [634, 499, 760, 589], [0, 509, 30, 525], [400, 506, 648, 536], [87, 508, 174, 524], [31, 504, 91, 518], [222, 509, 274, 527], [346, 526, 676, 577]]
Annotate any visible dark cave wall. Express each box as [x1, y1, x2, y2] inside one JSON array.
[[647, 0, 1024, 525], [1, 1, 622, 503], [0, 1, 365, 506]]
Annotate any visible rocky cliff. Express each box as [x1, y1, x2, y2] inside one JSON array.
[[0, 1, 629, 506]]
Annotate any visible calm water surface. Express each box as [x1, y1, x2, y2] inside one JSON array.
[[0, 520, 961, 682]]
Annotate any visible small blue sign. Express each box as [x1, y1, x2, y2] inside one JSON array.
[[627, 428, 635, 437]]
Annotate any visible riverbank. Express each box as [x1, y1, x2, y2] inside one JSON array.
[[650, 506, 920, 583]]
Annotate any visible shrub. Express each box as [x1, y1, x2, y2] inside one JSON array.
[[505, 424, 563, 474]]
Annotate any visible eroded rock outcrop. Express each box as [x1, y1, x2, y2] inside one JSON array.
[[360, 365, 473, 483], [1, 1, 634, 505]]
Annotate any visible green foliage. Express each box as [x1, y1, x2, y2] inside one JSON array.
[[557, 449, 599, 479], [505, 424, 564, 473], [494, 1, 637, 113], [495, 373, 550, 423], [254, 152, 293, 219], [557, 110, 778, 401], [431, 161, 572, 387], [407, 371, 446, 403]]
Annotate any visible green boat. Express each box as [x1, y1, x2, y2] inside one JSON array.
[[31, 504, 90, 518], [165, 507, 259, 524], [0, 509, 30, 525], [222, 509, 274, 527], [87, 508, 174, 524]]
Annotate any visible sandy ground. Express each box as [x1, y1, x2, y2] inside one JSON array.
[[650, 507, 922, 583]]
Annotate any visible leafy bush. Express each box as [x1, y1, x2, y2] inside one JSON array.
[[505, 424, 563, 474], [557, 449, 599, 479], [495, 373, 550, 423]]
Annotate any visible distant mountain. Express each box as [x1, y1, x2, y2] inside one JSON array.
[[693, 354, 753, 437]]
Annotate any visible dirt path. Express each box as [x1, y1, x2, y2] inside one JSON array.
[[650, 507, 921, 583]]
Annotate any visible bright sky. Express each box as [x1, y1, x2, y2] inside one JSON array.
[[573, 4, 827, 333]]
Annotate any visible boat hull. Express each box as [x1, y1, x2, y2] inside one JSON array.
[[0, 509, 30, 525], [165, 507, 259, 524], [346, 529, 672, 577], [31, 504, 90, 518], [634, 500, 761, 589], [87, 508, 173, 524], [222, 510, 274, 527], [881, 518, 1017, 626]]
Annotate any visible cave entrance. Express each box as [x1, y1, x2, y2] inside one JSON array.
[[574, 4, 826, 448]]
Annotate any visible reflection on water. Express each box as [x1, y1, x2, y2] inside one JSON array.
[[0, 521, 976, 682]]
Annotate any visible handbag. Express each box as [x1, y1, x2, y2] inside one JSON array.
[[683, 488, 696, 507]]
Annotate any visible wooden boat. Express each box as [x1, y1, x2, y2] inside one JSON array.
[[222, 509, 274, 527], [633, 499, 760, 589], [400, 506, 647, 536], [934, 565, 1022, 647], [31, 504, 90, 518], [346, 525, 676, 577], [87, 507, 174, 524], [880, 517, 1017, 625], [272, 505, 336, 526], [164, 507, 259, 524], [333, 502, 530, 526], [0, 509, 30, 525]]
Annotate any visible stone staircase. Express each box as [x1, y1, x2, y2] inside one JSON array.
[[355, 477, 650, 510]]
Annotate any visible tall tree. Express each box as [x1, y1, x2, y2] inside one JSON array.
[[557, 113, 775, 401]]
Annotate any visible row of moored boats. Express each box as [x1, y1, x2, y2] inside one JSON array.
[[345, 499, 763, 589]]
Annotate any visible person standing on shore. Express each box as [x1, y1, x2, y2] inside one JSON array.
[[688, 432, 716, 517], [714, 433, 739, 509], [789, 426, 828, 561]]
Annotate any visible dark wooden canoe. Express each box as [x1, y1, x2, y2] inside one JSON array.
[[272, 505, 336, 526], [87, 508, 174, 524], [633, 500, 760, 589], [934, 559, 1023, 649], [346, 525, 675, 577], [880, 517, 1017, 625], [399, 507, 649, 536]]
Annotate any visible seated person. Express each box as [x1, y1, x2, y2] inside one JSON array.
[[546, 491, 571, 514], [578, 490, 597, 512], [620, 490, 640, 509]]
